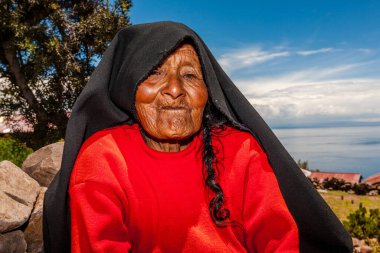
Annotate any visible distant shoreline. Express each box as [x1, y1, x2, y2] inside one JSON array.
[[273, 126, 380, 179], [272, 122, 380, 130]]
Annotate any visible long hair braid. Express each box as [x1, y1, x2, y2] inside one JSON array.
[[202, 102, 230, 224], [201, 103, 248, 244]]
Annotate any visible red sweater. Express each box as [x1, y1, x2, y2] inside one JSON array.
[[69, 124, 299, 253]]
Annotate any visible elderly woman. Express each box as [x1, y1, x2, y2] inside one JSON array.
[[43, 22, 352, 253]]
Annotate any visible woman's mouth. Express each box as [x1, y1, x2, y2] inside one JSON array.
[[160, 106, 188, 111]]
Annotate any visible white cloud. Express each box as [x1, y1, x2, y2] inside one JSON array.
[[215, 44, 379, 126], [235, 78, 380, 125], [217, 46, 345, 75], [235, 63, 365, 95], [232, 61, 380, 126], [253, 79, 378, 115], [218, 47, 290, 73], [296, 48, 335, 56]]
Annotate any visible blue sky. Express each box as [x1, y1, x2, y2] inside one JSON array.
[[130, 0, 380, 128]]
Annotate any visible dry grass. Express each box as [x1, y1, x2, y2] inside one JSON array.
[[319, 190, 380, 221]]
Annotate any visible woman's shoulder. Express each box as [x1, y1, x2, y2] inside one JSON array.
[[79, 123, 138, 153], [212, 125, 263, 152], [70, 123, 138, 186]]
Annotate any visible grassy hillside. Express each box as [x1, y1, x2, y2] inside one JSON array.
[[319, 190, 380, 221], [320, 190, 380, 252]]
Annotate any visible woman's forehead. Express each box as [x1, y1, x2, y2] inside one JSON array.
[[161, 43, 201, 67], [175, 43, 198, 55]]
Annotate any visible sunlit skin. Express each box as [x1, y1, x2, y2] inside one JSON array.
[[135, 44, 208, 152]]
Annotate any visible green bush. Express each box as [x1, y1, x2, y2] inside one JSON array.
[[353, 183, 371, 195], [322, 177, 347, 190], [343, 203, 380, 241], [0, 136, 33, 167]]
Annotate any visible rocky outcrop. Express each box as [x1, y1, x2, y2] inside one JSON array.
[[353, 237, 378, 253], [22, 142, 64, 187], [0, 230, 27, 253], [0, 142, 63, 253], [0, 161, 40, 232], [24, 187, 46, 253]]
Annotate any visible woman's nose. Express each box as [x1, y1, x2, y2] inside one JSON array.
[[162, 74, 185, 99]]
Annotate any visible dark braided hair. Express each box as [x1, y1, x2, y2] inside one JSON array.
[[202, 102, 248, 244], [201, 102, 230, 225]]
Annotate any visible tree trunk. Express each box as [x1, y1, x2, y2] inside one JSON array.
[[2, 40, 49, 124]]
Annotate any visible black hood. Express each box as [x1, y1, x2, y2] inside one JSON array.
[[43, 21, 353, 253]]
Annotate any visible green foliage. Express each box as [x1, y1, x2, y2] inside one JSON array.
[[353, 183, 371, 195], [312, 177, 375, 194], [0, 0, 132, 149], [322, 177, 347, 190], [343, 203, 380, 241], [297, 159, 309, 170], [0, 136, 33, 167]]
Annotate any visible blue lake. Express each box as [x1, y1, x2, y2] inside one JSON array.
[[273, 126, 380, 179]]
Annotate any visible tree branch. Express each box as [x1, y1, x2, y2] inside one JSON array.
[[2, 40, 49, 124]]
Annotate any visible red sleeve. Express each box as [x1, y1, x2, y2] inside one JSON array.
[[70, 181, 131, 253], [241, 138, 300, 253], [69, 132, 131, 252]]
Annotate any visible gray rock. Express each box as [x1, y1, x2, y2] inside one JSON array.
[[22, 142, 64, 187], [0, 161, 40, 233], [24, 187, 46, 253], [352, 237, 360, 247], [0, 230, 27, 253], [360, 245, 373, 253], [367, 190, 378, 196]]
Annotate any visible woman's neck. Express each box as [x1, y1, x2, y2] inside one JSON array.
[[140, 128, 193, 152]]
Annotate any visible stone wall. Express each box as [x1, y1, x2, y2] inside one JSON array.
[[0, 142, 63, 253], [309, 177, 380, 196]]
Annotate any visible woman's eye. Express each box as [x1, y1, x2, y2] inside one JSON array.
[[183, 73, 197, 79], [147, 69, 165, 81]]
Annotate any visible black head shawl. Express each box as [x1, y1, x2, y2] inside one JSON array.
[[43, 21, 353, 253]]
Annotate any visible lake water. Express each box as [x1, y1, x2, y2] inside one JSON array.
[[273, 126, 380, 179]]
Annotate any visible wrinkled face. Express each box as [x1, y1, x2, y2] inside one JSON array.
[[135, 43, 208, 141]]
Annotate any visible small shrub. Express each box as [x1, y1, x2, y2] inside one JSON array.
[[343, 203, 380, 241], [322, 177, 346, 190], [297, 159, 309, 170], [353, 183, 370, 195], [0, 136, 33, 167]]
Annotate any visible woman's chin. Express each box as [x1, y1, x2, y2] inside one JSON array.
[[159, 130, 194, 141]]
